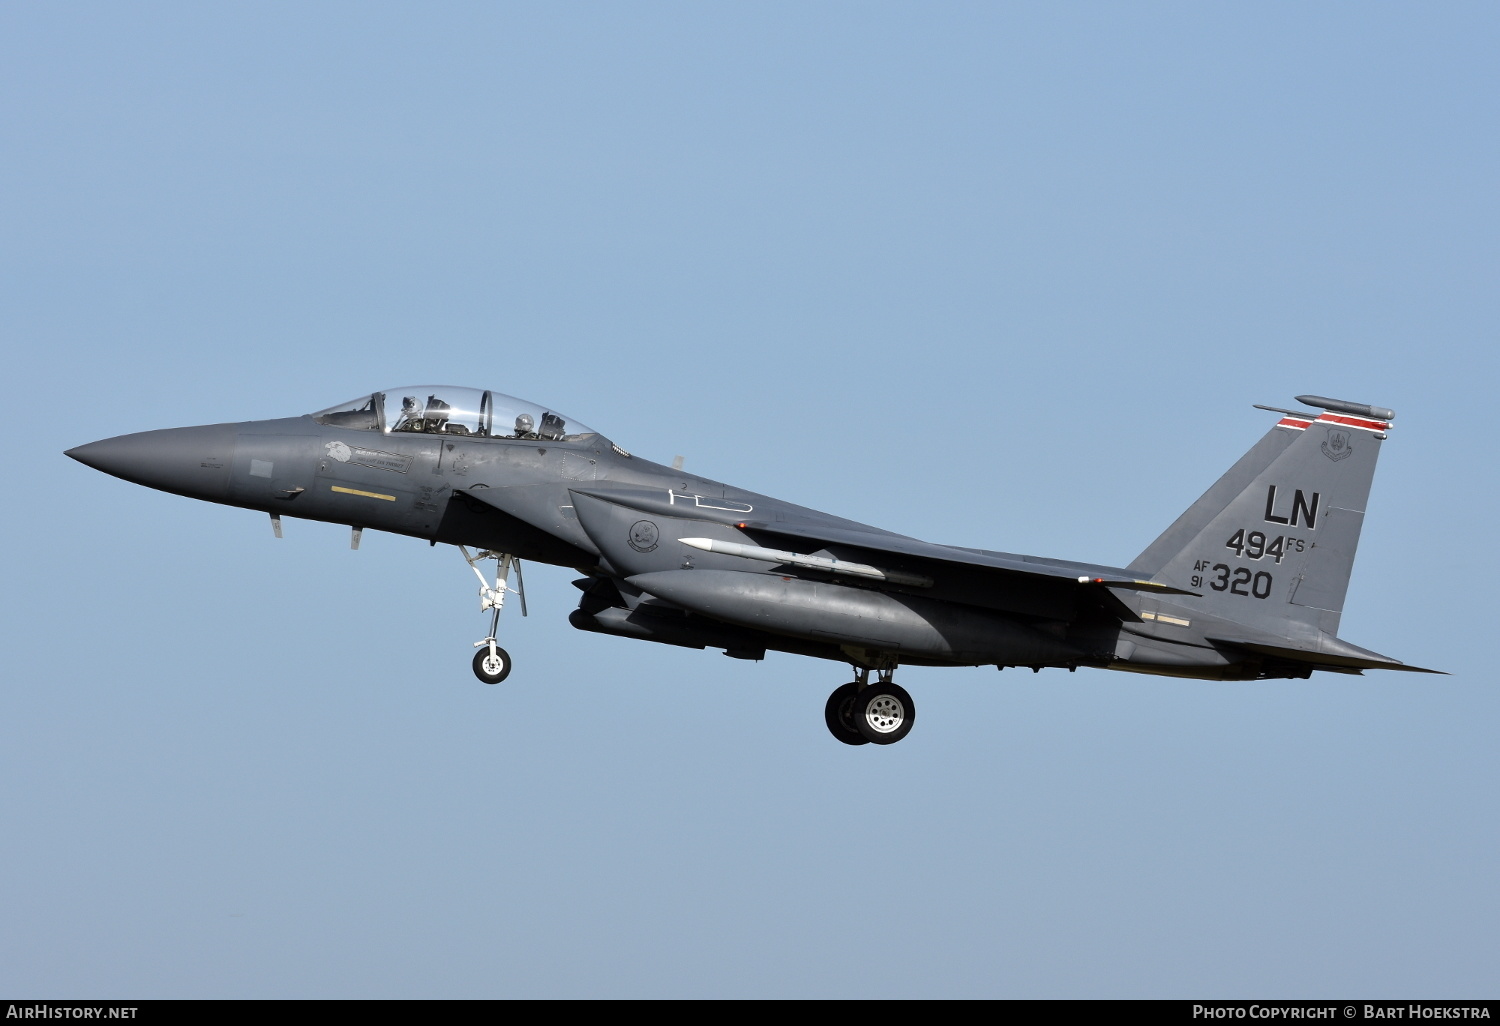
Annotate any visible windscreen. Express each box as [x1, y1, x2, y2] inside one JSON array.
[[312, 387, 595, 441]]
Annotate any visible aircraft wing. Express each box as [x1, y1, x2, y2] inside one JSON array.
[[566, 485, 1199, 602], [730, 518, 1199, 596]]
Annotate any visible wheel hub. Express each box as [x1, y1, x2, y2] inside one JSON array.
[[863, 695, 904, 733]]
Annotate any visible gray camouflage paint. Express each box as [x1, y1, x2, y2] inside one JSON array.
[[65, 390, 1436, 687]]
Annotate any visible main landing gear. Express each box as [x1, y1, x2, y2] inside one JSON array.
[[461, 546, 526, 684], [824, 668, 915, 746]]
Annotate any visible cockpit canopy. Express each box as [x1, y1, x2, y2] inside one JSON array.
[[312, 387, 597, 442]]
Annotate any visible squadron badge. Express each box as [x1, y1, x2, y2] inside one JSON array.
[[1321, 428, 1353, 462], [628, 520, 660, 553]]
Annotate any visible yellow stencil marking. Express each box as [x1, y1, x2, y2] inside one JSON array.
[[331, 485, 396, 501]]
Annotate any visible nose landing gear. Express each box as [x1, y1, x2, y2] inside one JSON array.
[[461, 546, 526, 684], [824, 667, 915, 745], [473, 645, 511, 684]]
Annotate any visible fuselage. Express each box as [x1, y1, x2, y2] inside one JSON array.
[[71, 385, 1407, 687], [63, 386, 1429, 745], [66, 407, 1142, 673]]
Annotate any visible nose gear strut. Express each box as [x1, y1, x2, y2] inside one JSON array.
[[460, 546, 527, 684]]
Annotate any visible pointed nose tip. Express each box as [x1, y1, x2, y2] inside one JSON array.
[[65, 425, 237, 500], [65, 440, 114, 471]]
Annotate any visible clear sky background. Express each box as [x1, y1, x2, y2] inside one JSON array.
[[2, 2, 1496, 999]]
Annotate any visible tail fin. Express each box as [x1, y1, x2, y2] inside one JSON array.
[[1128, 413, 1305, 577], [1137, 396, 1395, 639]]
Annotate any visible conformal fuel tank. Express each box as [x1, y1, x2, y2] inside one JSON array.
[[627, 569, 1081, 666]]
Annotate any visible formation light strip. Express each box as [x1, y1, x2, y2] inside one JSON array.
[[331, 485, 397, 501]]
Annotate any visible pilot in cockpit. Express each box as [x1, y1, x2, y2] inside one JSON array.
[[423, 395, 452, 433], [396, 396, 424, 432], [514, 413, 539, 440]]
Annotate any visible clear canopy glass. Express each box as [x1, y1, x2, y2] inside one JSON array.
[[312, 387, 596, 441]]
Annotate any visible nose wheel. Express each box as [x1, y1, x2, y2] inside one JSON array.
[[472, 645, 512, 684], [461, 547, 526, 684], [824, 668, 915, 745]]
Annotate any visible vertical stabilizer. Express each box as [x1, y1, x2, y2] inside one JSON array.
[[1143, 398, 1394, 640], [1128, 412, 1306, 576]]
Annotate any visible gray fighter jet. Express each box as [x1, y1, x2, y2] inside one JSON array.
[[66, 388, 1436, 745]]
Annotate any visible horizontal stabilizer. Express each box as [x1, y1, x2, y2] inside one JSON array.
[[1207, 633, 1445, 674]]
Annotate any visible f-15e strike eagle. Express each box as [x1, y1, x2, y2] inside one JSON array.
[[66, 388, 1436, 746]]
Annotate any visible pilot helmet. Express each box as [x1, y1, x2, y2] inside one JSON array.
[[515, 413, 535, 435]]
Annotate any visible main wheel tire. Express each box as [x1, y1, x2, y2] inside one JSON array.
[[824, 682, 869, 746], [854, 682, 914, 744], [472, 646, 512, 684]]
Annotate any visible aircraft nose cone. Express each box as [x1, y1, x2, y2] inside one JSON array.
[[64, 438, 130, 472], [66, 424, 237, 501]]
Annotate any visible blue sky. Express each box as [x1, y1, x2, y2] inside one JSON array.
[[3, 2, 1497, 997]]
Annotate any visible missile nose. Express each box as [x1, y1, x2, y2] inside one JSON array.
[[65, 424, 237, 501]]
